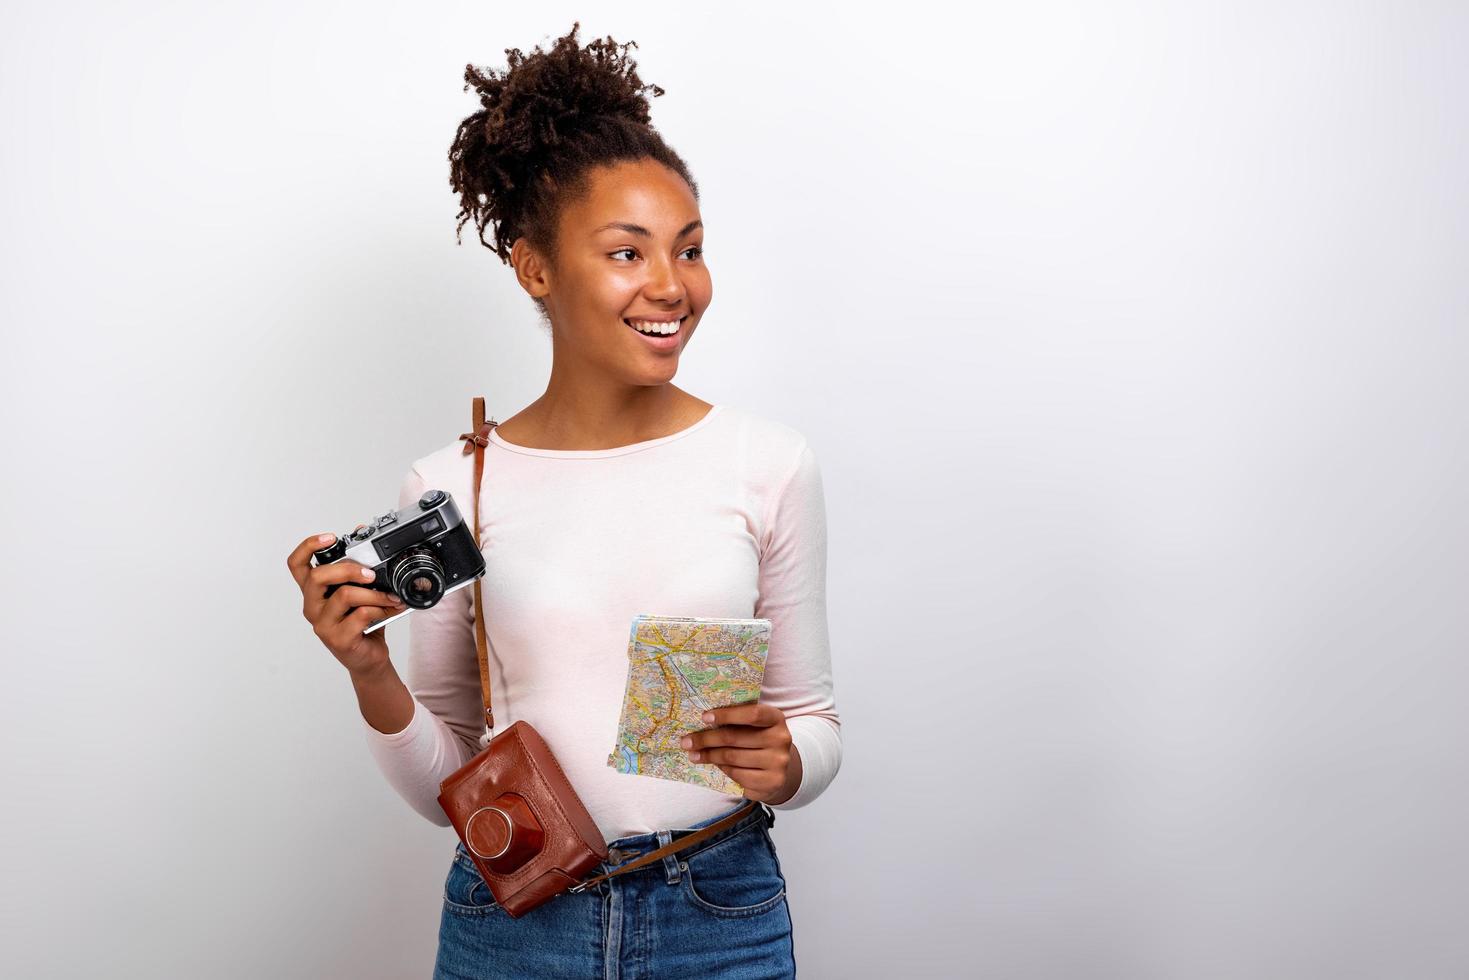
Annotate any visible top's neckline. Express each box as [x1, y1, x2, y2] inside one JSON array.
[[487, 404, 724, 459]]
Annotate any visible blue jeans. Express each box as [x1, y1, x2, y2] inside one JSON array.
[[433, 798, 797, 979]]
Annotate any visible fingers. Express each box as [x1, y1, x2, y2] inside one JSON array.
[[286, 533, 339, 588], [688, 746, 777, 768], [714, 764, 767, 781], [324, 601, 404, 644], [290, 533, 402, 672], [316, 588, 404, 639], [301, 561, 394, 623], [682, 724, 789, 751], [315, 582, 404, 628], [701, 702, 781, 729], [711, 763, 774, 791]]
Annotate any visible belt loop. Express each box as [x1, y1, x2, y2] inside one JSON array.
[[656, 829, 682, 884]]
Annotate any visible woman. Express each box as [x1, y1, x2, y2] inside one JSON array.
[[285, 22, 839, 979]]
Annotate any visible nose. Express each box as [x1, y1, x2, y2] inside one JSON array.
[[643, 253, 685, 305]]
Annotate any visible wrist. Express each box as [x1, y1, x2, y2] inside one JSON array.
[[349, 658, 400, 688], [351, 659, 415, 737], [768, 743, 804, 806]]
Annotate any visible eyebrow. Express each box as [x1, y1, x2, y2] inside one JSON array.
[[592, 219, 703, 238]]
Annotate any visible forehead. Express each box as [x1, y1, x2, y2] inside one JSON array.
[[561, 159, 700, 235]]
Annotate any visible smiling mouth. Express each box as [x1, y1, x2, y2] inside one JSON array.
[[623, 316, 687, 337]]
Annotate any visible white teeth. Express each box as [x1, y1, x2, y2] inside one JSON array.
[[629, 318, 681, 335]]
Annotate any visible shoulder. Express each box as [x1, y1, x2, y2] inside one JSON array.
[[407, 435, 473, 478], [718, 404, 810, 458], [396, 433, 478, 512], [716, 404, 819, 500], [716, 407, 826, 556]]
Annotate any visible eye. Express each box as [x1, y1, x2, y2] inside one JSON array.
[[608, 246, 704, 262]]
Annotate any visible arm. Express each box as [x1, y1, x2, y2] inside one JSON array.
[[753, 441, 842, 810], [352, 658, 414, 740], [358, 465, 488, 826]]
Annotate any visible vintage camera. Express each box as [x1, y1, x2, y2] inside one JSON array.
[[311, 489, 485, 634]]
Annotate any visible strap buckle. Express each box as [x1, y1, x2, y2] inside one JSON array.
[[458, 419, 499, 454]]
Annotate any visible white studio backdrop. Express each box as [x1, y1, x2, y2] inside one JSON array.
[[3, 2, 1468, 978]]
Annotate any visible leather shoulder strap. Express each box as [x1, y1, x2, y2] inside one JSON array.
[[570, 800, 768, 893], [457, 396, 498, 731]]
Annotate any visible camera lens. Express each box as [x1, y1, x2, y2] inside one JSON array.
[[389, 547, 446, 609]]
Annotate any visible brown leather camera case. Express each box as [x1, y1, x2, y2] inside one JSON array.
[[437, 720, 609, 918]]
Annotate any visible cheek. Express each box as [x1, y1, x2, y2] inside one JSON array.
[[598, 277, 646, 313], [564, 262, 638, 308], [689, 270, 714, 309]]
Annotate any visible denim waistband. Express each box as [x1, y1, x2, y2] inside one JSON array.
[[600, 799, 773, 870], [450, 799, 776, 880]]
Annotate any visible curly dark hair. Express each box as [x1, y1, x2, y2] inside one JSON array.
[[448, 21, 699, 314]]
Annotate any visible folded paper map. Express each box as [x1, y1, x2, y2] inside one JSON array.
[[606, 614, 772, 795]]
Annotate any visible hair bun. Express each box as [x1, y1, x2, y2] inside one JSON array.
[[467, 21, 663, 161]]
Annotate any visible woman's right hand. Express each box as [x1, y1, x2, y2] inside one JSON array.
[[286, 533, 407, 678]]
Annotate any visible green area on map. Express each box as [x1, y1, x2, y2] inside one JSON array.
[[606, 614, 771, 795]]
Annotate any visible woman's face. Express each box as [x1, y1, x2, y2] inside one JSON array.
[[520, 158, 712, 387]]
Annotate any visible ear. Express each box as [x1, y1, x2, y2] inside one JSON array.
[[510, 237, 552, 301]]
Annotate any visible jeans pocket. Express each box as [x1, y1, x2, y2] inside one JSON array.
[[443, 849, 502, 917], [678, 830, 787, 919]]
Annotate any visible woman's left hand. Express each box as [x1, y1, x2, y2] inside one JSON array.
[[682, 703, 802, 804]]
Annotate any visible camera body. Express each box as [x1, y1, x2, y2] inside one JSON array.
[[311, 489, 485, 634]]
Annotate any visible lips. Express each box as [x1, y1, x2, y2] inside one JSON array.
[[623, 315, 685, 350], [623, 316, 687, 334]]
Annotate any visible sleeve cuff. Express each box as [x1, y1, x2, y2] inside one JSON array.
[[362, 695, 423, 744], [769, 715, 842, 811]]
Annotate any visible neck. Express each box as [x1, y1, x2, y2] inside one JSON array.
[[509, 381, 702, 451]]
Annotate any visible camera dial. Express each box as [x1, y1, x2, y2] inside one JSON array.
[[312, 538, 348, 564], [419, 489, 447, 510]]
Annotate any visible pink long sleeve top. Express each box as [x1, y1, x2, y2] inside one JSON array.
[[361, 403, 842, 842]]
